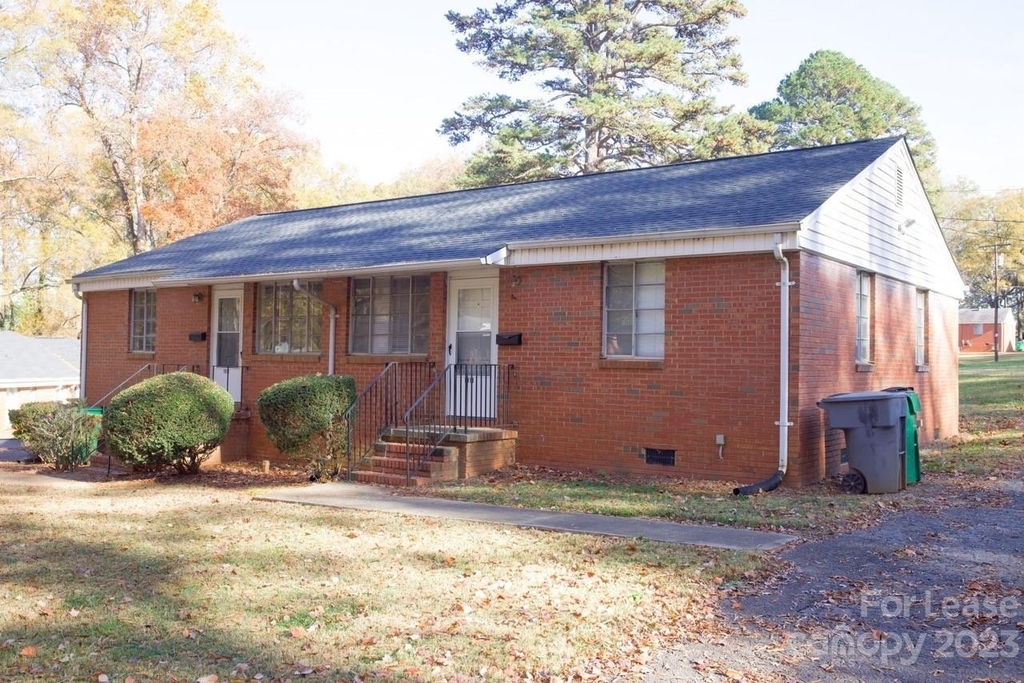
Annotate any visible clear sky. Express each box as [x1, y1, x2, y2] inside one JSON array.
[[217, 0, 1024, 193]]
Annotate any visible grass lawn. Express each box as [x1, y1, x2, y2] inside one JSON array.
[[0, 468, 763, 682], [922, 353, 1024, 475], [405, 470, 877, 534]]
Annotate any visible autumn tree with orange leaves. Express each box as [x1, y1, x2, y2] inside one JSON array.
[[0, 0, 315, 333]]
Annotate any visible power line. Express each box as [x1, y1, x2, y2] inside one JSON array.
[[936, 216, 1024, 224], [942, 187, 1023, 194]]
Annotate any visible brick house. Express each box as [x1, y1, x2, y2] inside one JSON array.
[[958, 307, 1016, 352], [71, 137, 963, 487]]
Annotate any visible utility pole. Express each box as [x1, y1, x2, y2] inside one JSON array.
[[987, 242, 1010, 362]]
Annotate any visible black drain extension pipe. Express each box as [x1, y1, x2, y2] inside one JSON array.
[[733, 469, 784, 496]]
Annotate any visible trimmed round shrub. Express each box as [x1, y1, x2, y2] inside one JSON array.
[[103, 372, 235, 474], [9, 400, 101, 471], [257, 374, 356, 479]]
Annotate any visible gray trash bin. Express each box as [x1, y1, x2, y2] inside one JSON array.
[[818, 391, 907, 494]]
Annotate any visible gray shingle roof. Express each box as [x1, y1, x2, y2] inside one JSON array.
[[73, 137, 901, 283], [959, 308, 1015, 325], [0, 331, 80, 384]]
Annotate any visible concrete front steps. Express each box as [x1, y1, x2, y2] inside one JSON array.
[[350, 427, 518, 487]]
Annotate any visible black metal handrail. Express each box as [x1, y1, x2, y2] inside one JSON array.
[[342, 361, 436, 479], [89, 362, 204, 408], [401, 363, 513, 484]]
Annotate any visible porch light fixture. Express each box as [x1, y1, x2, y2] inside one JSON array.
[[192, 292, 204, 303]]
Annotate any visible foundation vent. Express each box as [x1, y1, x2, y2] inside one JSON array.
[[642, 447, 675, 467]]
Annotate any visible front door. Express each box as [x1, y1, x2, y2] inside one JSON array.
[[446, 278, 498, 419], [211, 286, 243, 402]]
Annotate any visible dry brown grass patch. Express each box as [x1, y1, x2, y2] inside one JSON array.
[[0, 464, 763, 682]]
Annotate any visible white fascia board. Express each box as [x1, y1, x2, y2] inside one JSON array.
[[503, 222, 801, 252], [481, 246, 509, 265], [0, 377, 80, 389], [158, 258, 489, 285], [75, 258, 492, 291], [503, 223, 801, 267], [71, 273, 167, 293]]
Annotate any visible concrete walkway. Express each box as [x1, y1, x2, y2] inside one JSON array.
[[255, 482, 797, 551]]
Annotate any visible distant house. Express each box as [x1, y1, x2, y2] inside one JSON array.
[[70, 137, 963, 487], [0, 331, 81, 437], [959, 308, 1016, 352]]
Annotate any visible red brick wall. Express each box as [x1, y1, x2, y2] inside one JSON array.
[[83, 286, 211, 404], [241, 272, 448, 461], [958, 322, 1014, 353], [793, 253, 960, 483], [498, 255, 786, 482], [83, 257, 959, 483]]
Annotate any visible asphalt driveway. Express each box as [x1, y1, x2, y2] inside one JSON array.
[[647, 477, 1024, 682]]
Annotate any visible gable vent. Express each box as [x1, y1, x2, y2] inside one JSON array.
[[895, 166, 905, 208]]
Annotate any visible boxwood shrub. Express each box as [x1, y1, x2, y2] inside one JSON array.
[[8, 400, 100, 471], [257, 374, 356, 479], [103, 372, 235, 474]]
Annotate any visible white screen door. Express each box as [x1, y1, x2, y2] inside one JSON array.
[[211, 287, 243, 402], [446, 278, 498, 419]]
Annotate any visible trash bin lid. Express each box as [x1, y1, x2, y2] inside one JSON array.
[[818, 390, 904, 404]]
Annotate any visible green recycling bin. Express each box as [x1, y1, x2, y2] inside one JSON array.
[[882, 387, 921, 485], [1016, 340, 1023, 352], [71, 407, 104, 465]]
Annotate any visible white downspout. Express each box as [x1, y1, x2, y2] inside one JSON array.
[[773, 238, 793, 477], [72, 284, 87, 401], [293, 279, 336, 375], [734, 235, 793, 495]]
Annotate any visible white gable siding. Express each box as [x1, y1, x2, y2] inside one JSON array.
[[798, 142, 963, 299]]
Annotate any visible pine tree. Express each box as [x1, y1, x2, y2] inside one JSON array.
[[440, 0, 770, 187]]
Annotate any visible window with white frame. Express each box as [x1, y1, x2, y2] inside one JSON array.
[[130, 289, 156, 352], [915, 290, 928, 366], [604, 261, 665, 359], [855, 272, 873, 363], [257, 281, 323, 354], [350, 275, 430, 354]]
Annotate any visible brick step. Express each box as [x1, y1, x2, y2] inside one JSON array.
[[380, 428, 452, 444], [350, 470, 435, 487], [88, 453, 131, 474], [367, 455, 457, 477], [374, 442, 458, 460]]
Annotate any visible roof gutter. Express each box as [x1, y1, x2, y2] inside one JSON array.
[[69, 258, 487, 292], [292, 279, 336, 376]]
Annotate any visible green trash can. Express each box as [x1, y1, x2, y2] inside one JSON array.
[[72, 407, 104, 465], [883, 387, 921, 485], [1016, 340, 1023, 352]]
